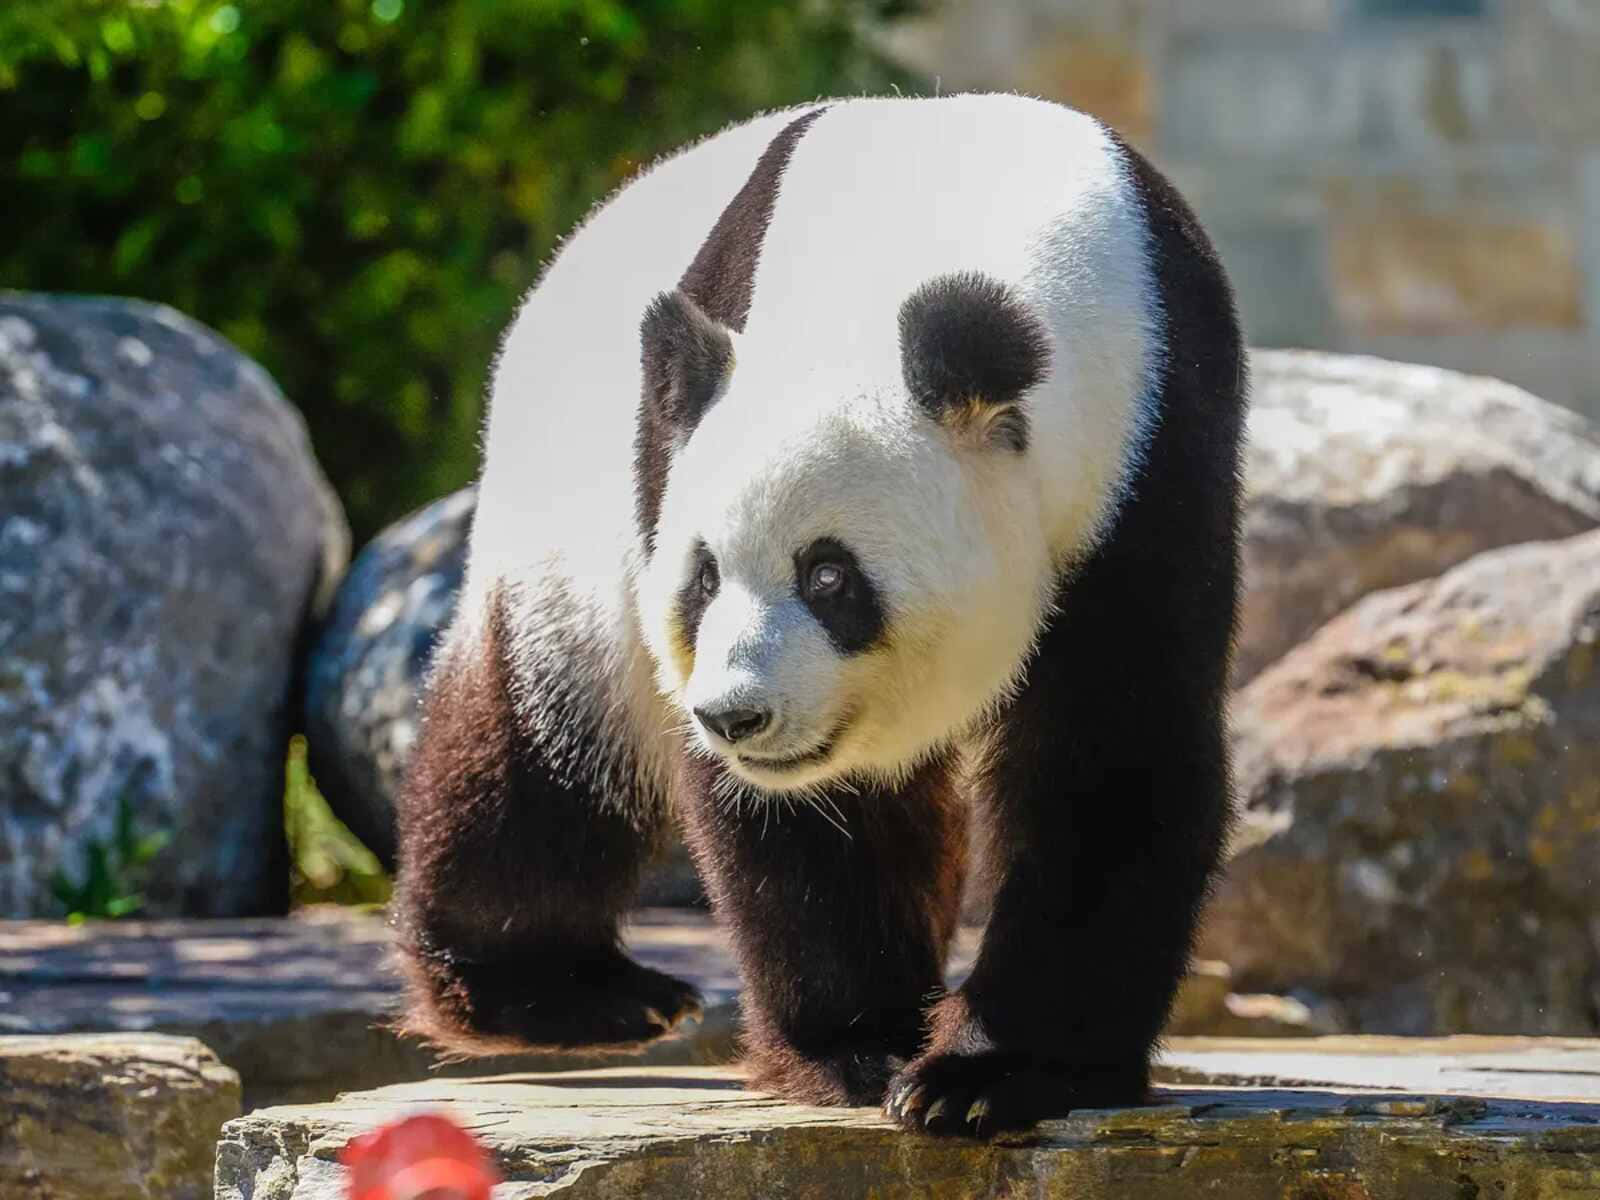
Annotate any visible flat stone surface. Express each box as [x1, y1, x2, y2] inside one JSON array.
[[1161, 1036, 1600, 1102], [0, 908, 750, 1109], [2, 1033, 240, 1200], [0, 911, 1312, 1110], [215, 1057, 1600, 1199]]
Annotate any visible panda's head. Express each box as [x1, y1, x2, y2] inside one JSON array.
[[636, 273, 1063, 795]]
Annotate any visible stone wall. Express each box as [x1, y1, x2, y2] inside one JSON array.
[[880, 0, 1600, 421]]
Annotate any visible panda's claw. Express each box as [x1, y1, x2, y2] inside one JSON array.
[[967, 1096, 991, 1130], [888, 1084, 924, 1120], [922, 1097, 948, 1127]]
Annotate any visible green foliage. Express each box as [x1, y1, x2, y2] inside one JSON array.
[[50, 794, 172, 922], [284, 734, 391, 907], [0, 0, 919, 542]]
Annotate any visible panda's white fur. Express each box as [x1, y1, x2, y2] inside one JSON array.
[[462, 94, 1159, 798]]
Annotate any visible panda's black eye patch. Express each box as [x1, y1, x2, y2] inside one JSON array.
[[677, 541, 718, 646], [698, 556, 720, 598], [795, 538, 885, 655]]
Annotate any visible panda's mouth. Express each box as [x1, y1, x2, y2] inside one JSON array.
[[736, 715, 853, 773]]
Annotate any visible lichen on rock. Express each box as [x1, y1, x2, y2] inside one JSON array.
[[1208, 528, 1600, 1034], [0, 1033, 240, 1200]]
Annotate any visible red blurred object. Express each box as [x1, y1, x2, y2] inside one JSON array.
[[340, 1112, 501, 1200]]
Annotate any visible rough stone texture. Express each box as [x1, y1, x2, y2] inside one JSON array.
[[301, 487, 701, 904], [1238, 349, 1600, 682], [303, 489, 473, 867], [1166, 0, 1337, 31], [0, 1033, 240, 1200], [1205, 529, 1600, 1035], [1164, 34, 1357, 159], [1505, 0, 1600, 146], [0, 294, 349, 917], [0, 910, 1303, 1109], [1013, 29, 1152, 145], [214, 1058, 1600, 1199], [1328, 181, 1583, 334]]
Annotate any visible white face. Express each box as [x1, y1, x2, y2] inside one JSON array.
[[638, 383, 1056, 795]]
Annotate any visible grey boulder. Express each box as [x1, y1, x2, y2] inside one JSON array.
[[0, 294, 347, 916], [1205, 529, 1600, 1035], [1238, 350, 1600, 683]]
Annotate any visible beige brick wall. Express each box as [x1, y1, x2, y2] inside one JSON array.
[[880, 0, 1600, 420]]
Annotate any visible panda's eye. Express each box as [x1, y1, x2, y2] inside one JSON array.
[[807, 561, 847, 598], [697, 556, 720, 598], [795, 537, 883, 654]]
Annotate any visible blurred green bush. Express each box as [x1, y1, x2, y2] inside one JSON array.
[[1, 0, 917, 542]]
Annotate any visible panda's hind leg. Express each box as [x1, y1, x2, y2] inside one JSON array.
[[393, 590, 701, 1055]]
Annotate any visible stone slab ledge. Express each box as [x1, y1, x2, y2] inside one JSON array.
[[216, 1059, 1600, 1199]]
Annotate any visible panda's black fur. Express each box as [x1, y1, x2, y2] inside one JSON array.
[[395, 95, 1244, 1138]]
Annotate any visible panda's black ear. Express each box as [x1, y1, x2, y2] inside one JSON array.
[[897, 271, 1050, 453], [640, 288, 735, 438]]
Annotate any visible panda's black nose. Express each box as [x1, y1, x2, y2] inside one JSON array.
[[694, 705, 771, 744]]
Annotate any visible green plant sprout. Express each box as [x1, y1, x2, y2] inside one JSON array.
[[49, 792, 172, 922], [284, 733, 391, 908]]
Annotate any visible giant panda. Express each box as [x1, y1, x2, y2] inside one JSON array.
[[394, 93, 1244, 1139]]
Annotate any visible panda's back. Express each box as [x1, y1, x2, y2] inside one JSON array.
[[466, 107, 808, 614], [741, 95, 1157, 555], [471, 94, 1155, 611]]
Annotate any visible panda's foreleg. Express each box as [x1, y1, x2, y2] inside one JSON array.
[[678, 755, 966, 1106], [884, 562, 1233, 1137], [392, 592, 702, 1055]]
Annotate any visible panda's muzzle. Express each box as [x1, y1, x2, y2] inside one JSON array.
[[739, 739, 833, 772], [735, 711, 855, 773]]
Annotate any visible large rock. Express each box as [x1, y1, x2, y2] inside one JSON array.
[[1205, 529, 1600, 1034], [0, 1033, 240, 1200], [214, 1058, 1600, 1199], [303, 488, 702, 903], [0, 294, 348, 916], [1238, 349, 1600, 682]]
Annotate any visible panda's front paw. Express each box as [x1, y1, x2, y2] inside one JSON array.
[[885, 1050, 1063, 1138], [883, 1031, 1149, 1137]]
